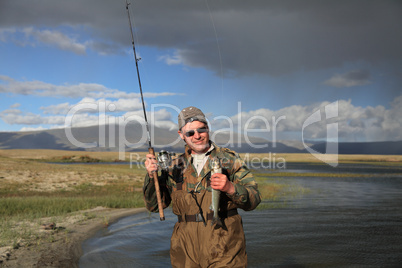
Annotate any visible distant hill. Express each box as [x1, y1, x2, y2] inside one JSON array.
[[307, 141, 402, 155], [0, 125, 401, 155], [0, 124, 291, 153]]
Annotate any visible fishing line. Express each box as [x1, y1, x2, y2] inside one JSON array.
[[127, 2, 141, 60], [205, 0, 224, 101], [126, 1, 150, 99]]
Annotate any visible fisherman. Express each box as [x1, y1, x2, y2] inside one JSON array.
[[144, 106, 261, 267]]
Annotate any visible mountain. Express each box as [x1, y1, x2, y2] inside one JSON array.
[[0, 125, 401, 155], [0, 124, 298, 153], [307, 141, 402, 155]]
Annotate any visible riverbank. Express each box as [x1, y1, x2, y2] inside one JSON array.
[[0, 207, 147, 267]]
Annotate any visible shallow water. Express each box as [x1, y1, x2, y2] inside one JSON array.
[[80, 163, 402, 267]]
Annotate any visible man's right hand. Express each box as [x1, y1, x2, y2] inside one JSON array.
[[145, 154, 158, 177]]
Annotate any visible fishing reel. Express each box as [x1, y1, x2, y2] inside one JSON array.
[[157, 150, 176, 171]]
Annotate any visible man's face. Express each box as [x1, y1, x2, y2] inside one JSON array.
[[178, 120, 210, 154]]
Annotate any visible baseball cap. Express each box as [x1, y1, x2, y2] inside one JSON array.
[[178, 106, 208, 130]]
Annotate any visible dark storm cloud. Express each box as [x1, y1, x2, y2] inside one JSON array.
[[1, 0, 401, 76], [323, 70, 371, 88]]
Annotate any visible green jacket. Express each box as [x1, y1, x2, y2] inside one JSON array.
[[143, 141, 261, 214]]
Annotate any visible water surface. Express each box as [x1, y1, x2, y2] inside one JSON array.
[[80, 163, 402, 267]]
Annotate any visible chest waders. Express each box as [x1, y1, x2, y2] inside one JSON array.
[[170, 178, 247, 267]]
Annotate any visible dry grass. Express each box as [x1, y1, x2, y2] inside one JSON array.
[[0, 149, 148, 161], [0, 150, 149, 191], [0, 150, 148, 249], [0, 158, 144, 193]]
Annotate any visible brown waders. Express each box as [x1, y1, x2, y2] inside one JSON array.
[[170, 181, 247, 268]]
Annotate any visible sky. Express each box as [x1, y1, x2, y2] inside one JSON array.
[[0, 0, 401, 145]]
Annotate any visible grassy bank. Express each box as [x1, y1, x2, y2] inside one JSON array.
[[0, 150, 148, 248]]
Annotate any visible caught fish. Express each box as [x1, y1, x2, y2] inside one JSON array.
[[210, 158, 223, 227]]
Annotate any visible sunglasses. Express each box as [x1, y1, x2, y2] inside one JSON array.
[[184, 127, 208, 137]]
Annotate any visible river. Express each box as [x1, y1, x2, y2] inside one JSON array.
[[79, 163, 402, 267]]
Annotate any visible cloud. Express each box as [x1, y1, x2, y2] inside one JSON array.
[[40, 102, 73, 115], [0, 109, 65, 126], [2, 94, 402, 142], [0, 98, 177, 130], [0, 73, 182, 131], [0, 28, 16, 42], [22, 27, 87, 54], [86, 40, 124, 56], [10, 103, 21, 108], [149, 109, 178, 131], [0, 25, 124, 56], [0, 103, 111, 128], [209, 95, 402, 142], [0, 27, 87, 54], [64, 105, 178, 130], [0, 75, 178, 99], [158, 52, 184, 65], [323, 70, 372, 88], [39, 98, 144, 118], [125, 0, 402, 77], [1, 1, 401, 77], [20, 126, 47, 132]]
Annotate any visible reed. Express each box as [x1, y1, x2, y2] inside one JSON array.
[[254, 175, 311, 206]]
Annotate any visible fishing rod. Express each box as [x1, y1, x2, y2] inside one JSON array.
[[125, 0, 165, 221]]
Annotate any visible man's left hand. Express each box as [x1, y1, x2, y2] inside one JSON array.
[[211, 173, 235, 194]]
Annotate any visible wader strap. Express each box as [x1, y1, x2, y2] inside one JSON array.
[[176, 182, 182, 190], [177, 209, 238, 223], [176, 175, 209, 191], [190, 190, 207, 225]]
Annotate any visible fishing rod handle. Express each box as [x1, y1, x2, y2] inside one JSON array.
[[149, 147, 166, 221]]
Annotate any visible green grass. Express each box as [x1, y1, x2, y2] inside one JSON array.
[[0, 193, 144, 218], [254, 174, 311, 206], [0, 182, 145, 247]]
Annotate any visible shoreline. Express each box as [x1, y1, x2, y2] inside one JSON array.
[[1, 207, 147, 268]]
